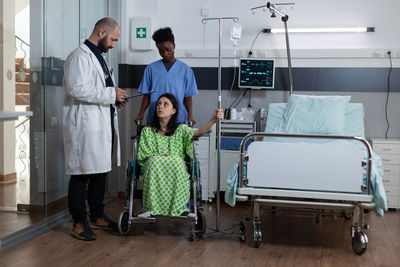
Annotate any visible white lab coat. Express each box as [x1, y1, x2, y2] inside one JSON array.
[[63, 43, 121, 175]]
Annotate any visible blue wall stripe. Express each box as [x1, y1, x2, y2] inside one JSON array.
[[119, 64, 399, 92]]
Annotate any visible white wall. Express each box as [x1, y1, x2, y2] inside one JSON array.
[[15, 4, 30, 65], [120, 0, 400, 67], [115, 0, 400, 193]]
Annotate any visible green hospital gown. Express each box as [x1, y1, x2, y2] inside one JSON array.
[[137, 124, 195, 216]]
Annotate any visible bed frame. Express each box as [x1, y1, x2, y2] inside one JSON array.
[[236, 133, 375, 255]]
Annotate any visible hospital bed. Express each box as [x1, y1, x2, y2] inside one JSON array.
[[117, 124, 206, 240], [233, 100, 386, 255]]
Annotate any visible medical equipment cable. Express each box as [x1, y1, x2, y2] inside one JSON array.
[[384, 51, 392, 139], [228, 88, 249, 109], [225, 58, 238, 114], [205, 221, 242, 235], [248, 89, 252, 107], [247, 29, 267, 57]]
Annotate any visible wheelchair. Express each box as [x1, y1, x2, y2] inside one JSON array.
[[117, 123, 207, 240]]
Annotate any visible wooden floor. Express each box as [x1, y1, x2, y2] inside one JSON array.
[[0, 211, 42, 239], [0, 182, 41, 238], [0, 200, 399, 266]]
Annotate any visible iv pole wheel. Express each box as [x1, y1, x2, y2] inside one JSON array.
[[239, 221, 246, 243]]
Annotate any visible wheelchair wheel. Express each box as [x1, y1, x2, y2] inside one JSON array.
[[195, 210, 206, 237], [118, 210, 132, 235]]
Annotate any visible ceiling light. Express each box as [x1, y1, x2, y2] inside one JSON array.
[[267, 27, 375, 33]]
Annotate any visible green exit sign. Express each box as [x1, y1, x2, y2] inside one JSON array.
[[136, 28, 146, 38]]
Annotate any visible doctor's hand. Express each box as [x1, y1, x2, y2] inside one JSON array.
[[116, 100, 127, 109], [115, 87, 127, 103]]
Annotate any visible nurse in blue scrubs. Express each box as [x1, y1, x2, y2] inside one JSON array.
[[135, 27, 199, 125]]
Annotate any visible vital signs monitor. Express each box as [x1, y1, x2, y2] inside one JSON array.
[[238, 58, 275, 89]]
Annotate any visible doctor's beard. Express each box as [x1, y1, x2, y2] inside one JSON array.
[[98, 36, 111, 53]]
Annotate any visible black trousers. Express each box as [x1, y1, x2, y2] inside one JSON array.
[[68, 172, 107, 224]]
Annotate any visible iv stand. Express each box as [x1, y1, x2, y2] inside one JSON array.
[[252, 2, 294, 94], [202, 16, 239, 232]]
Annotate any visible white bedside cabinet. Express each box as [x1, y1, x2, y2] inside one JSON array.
[[371, 138, 400, 209]]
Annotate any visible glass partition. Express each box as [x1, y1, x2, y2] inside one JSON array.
[[39, 0, 111, 217], [0, 0, 116, 243]]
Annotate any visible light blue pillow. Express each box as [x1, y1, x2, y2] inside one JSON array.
[[344, 103, 365, 137], [282, 94, 351, 135]]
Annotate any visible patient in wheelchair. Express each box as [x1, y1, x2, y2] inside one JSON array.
[[137, 93, 222, 218]]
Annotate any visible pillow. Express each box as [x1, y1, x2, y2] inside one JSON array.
[[282, 94, 351, 135], [344, 103, 365, 137]]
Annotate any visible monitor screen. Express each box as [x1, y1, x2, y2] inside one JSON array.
[[238, 58, 275, 89]]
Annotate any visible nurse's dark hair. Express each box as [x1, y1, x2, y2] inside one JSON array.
[[150, 93, 180, 136], [93, 17, 119, 34], [152, 27, 175, 45]]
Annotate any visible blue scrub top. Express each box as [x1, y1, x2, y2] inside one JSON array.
[[138, 59, 198, 124]]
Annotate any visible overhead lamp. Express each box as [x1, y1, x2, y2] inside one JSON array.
[[266, 27, 375, 33]]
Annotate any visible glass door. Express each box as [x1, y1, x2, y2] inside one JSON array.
[[0, 0, 118, 245], [30, 0, 111, 219], [39, 0, 112, 217]]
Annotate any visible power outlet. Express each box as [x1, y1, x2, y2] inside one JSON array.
[[201, 8, 210, 17], [185, 49, 193, 57], [372, 51, 382, 58], [257, 49, 266, 57]]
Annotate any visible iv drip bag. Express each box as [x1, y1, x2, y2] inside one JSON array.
[[230, 22, 242, 47]]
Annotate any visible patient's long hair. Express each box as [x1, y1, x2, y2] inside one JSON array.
[[150, 93, 180, 136]]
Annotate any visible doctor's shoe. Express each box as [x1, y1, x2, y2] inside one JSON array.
[[71, 222, 97, 241], [89, 216, 117, 231]]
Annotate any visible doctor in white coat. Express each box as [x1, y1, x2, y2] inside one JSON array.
[[63, 17, 127, 241]]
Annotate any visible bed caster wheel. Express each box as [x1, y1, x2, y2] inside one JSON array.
[[195, 210, 206, 237], [352, 231, 368, 255], [239, 222, 246, 243], [253, 223, 262, 248], [118, 210, 132, 235]]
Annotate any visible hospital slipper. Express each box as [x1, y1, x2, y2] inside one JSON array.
[[137, 211, 152, 218], [187, 213, 196, 218], [180, 211, 196, 218]]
